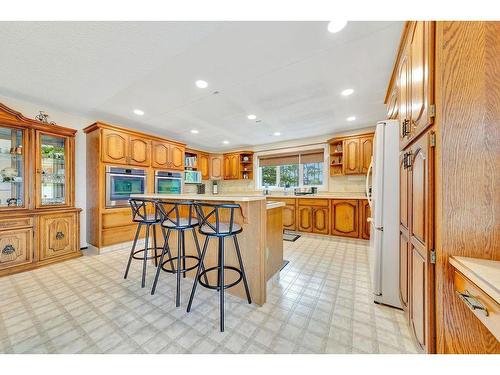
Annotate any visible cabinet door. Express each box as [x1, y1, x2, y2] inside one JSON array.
[[343, 139, 360, 175], [170, 144, 185, 170], [331, 199, 359, 238], [398, 51, 410, 147], [36, 132, 71, 208], [223, 155, 231, 179], [0, 125, 27, 210], [409, 21, 434, 140], [408, 130, 434, 353], [231, 154, 239, 179], [359, 136, 373, 174], [102, 129, 128, 164], [312, 207, 329, 234], [151, 141, 170, 168], [359, 200, 371, 239], [400, 152, 409, 232], [199, 153, 210, 180], [297, 206, 313, 232], [39, 212, 79, 261], [283, 204, 296, 231], [387, 87, 399, 120], [0, 227, 33, 270], [210, 155, 223, 179], [129, 136, 150, 166], [399, 230, 409, 310]]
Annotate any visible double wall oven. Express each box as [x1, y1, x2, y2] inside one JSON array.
[[155, 171, 183, 194]]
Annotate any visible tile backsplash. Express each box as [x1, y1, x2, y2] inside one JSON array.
[[328, 175, 366, 193]]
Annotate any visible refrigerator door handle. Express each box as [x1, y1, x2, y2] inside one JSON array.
[[366, 158, 373, 209]]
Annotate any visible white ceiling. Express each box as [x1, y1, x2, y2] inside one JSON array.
[[0, 21, 403, 151]]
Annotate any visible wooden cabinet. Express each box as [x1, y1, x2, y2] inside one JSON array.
[[102, 128, 151, 167], [312, 207, 329, 234], [170, 144, 184, 170], [0, 227, 33, 270], [331, 199, 359, 238], [328, 133, 374, 176], [151, 141, 170, 168], [399, 231, 410, 310], [210, 154, 223, 180], [199, 153, 210, 180], [298, 199, 329, 234], [359, 199, 371, 240], [38, 211, 79, 261], [297, 206, 313, 232], [230, 154, 238, 179], [223, 152, 253, 180], [129, 135, 150, 166]]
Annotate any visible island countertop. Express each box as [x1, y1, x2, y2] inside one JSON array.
[[131, 193, 266, 202]]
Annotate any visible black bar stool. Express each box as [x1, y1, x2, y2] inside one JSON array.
[[151, 200, 208, 307], [187, 202, 252, 332], [124, 198, 163, 288]]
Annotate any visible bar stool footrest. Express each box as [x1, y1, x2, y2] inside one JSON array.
[[131, 247, 163, 261], [160, 255, 201, 274], [198, 266, 243, 290]]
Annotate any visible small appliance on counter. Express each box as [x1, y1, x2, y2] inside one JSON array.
[[212, 180, 219, 194], [196, 184, 206, 194], [184, 170, 201, 184], [294, 187, 318, 196]]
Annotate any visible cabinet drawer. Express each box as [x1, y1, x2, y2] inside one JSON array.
[[297, 198, 329, 207], [454, 270, 500, 341], [266, 197, 296, 205], [38, 212, 79, 261], [102, 209, 135, 229], [0, 216, 33, 230], [0, 227, 33, 270]]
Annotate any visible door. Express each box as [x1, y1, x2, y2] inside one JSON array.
[[359, 200, 371, 239], [297, 206, 313, 232], [102, 129, 128, 164], [170, 144, 184, 170], [210, 155, 223, 179], [312, 207, 329, 234], [129, 136, 150, 166], [36, 132, 71, 208], [152, 141, 170, 168], [343, 138, 360, 174], [409, 21, 434, 140], [359, 136, 374, 174], [398, 51, 410, 147], [282, 204, 296, 231], [38, 212, 78, 260], [331, 199, 359, 237], [199, 153, 210, 180], [0, 227, 33, 270], [407, 130, 434, 353]]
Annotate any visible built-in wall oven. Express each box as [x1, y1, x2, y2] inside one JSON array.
[[105, 166, 147, 208], [155, 171, 183, 194]]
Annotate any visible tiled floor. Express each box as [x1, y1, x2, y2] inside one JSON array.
[[0, 235, 418, 354]]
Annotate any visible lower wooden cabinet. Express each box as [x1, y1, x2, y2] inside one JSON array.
[[283, 204, 296, 231], [359, 199, 371, 240], [331, 199, 360, 238], [312, 207, 329, 234], [297, 206, 313, 232], [399, 229, 410, 310], [0, 227, 33, 270], [38, 211, 80, 261]]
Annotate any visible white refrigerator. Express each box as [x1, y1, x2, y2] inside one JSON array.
[[366, 119, 401, 309]]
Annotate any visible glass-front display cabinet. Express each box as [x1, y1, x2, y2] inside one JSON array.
[[37, 132, 70, 207], [0, 125, 26, 209]]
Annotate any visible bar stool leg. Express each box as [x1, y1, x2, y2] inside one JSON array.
[[219, 237, 225, 332], [151, 228, 171, 295], [124, 222, 142, 279], [153, 225, 158, 267], [181, 230, 187, 279], [233, 235, 252, 304], [176, 230, 182, 307], [142, 224, 150, 288], [191, 229, 209, 285], [187, 236, 210, 312]]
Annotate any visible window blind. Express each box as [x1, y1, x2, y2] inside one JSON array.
[[259, 149, 324, 167]]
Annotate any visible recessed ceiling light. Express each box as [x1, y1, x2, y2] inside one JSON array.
[[341, 88, 354, 96], [346, 116, 356, 122], [247, 114, 257, 120], [195, 80, 208, 88], [133, 109, 144, 116], [190, 129, 199, 134], [273, 132, 281, 136], [222, 140, 229, 144], [327, 21, 348, 33]]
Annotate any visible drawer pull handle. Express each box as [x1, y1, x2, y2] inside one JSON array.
[[2, 244, 15, 255], [56, 231, 65, 240], [456, 290, 489, 317]]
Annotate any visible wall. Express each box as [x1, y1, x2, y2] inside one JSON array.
[[0, 94, 91, 248]]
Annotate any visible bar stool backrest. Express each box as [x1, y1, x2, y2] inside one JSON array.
[[156, 200, 197, 228], [194, 202, 241, 235], [129, 198, 159, 223]]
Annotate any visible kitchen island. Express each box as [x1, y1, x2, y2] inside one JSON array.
[[131, 194, 284, 306]]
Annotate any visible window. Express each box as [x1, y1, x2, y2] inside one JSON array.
[[258, 148, 326, 189]]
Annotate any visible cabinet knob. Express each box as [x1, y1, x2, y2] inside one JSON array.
[[2, 244, 15, 255], [56, 231, 65, 240]]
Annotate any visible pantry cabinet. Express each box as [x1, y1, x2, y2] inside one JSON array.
[[0, 102, 81, 277]]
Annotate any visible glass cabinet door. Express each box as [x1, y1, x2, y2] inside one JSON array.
[[0, 126, 25, 208], [38, 133, 68, 207]]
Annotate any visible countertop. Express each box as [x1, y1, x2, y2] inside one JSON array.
[[265, 193, 368, 200], [131, 193, 266, 202], [449, 256, 500, 304], [266, 201, 286, 210]]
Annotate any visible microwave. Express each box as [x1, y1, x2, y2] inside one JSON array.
[[105, 166, 147, 208], [184, 170, 202, 184]]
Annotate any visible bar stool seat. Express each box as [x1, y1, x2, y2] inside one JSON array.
[[199, 223, 242, 235], [162, 217, 199, 229]]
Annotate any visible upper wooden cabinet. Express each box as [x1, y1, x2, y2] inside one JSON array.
[[223, 151, 253, 180], [210, 154, 223, 180], [101, 128, 151, 167], [129, 135, 150, 167], [151, 141, 170, 168], [328, 133, 374, 176], [170, 144, 184, 170]]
